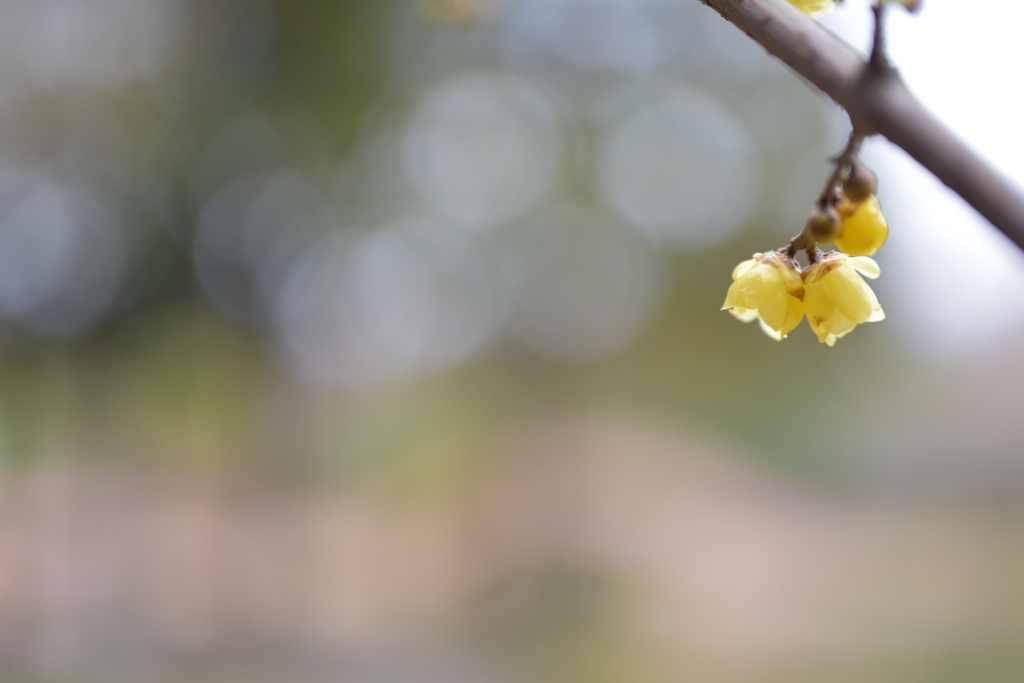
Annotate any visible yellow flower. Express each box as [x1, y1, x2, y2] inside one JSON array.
[[722, 252, 805, 340], [788, 0, 834, 16], [835, 196, 888, 256], [802, 252, 884, 346]]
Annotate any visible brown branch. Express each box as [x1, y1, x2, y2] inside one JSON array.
[[700, 0, 1024, 252]]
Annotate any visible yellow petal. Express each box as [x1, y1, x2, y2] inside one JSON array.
[[835, 197, 888, 256], [731, 307, 758, 323], [779, 295, 805, 337], [779, 266, 805, 300], [758, 318, 784, 341], [755, 278, 794, 332], [824, 310, 858, 339], [823, 265, 875, 323], [802, 270, 836, 332], [847, 256, 881, 279], [732, 258, 758, 280], [722, 280, 744, 310]]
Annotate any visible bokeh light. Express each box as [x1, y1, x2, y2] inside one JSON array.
[[598, 85, 760, 249], [194, 171, 335, 325], [0, 170, 124, 337], [274, 219, 501, 385], [403, 73, 563, 230], [507, 204, 664, 361]]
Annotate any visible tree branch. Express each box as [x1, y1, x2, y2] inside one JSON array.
[[700, 0, 1024, 252]]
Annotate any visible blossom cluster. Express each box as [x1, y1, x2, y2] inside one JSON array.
[[722, 159, 889, 346], [723, 251, 883, 346]]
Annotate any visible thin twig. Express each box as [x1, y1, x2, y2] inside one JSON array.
[[700, 0, 1024, 252], [779, 130, 863, 258], [868, 1, 889, 73], [817, 130, 864, 209]]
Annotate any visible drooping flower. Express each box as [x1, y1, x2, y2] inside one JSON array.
[[722, 252, 805, 340], [788, 0, 835, 16], [835, 196, 888, 256], [802, 252, 884, 346]]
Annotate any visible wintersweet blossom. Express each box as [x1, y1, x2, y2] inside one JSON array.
[[722, 252, 805, 340], [835, 196, 888, 256], [789, 0, 834, 16], [802, 252, 884, 346]]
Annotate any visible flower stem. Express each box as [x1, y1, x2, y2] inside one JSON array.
[[817, 130, 864, 209]]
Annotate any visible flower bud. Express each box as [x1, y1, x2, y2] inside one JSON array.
[[842, 161, 877, 204], [805, 206, 840, 245], [835, 195, 888, 256]]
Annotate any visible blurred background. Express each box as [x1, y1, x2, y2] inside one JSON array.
[[1, 0, 1024, 680]]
